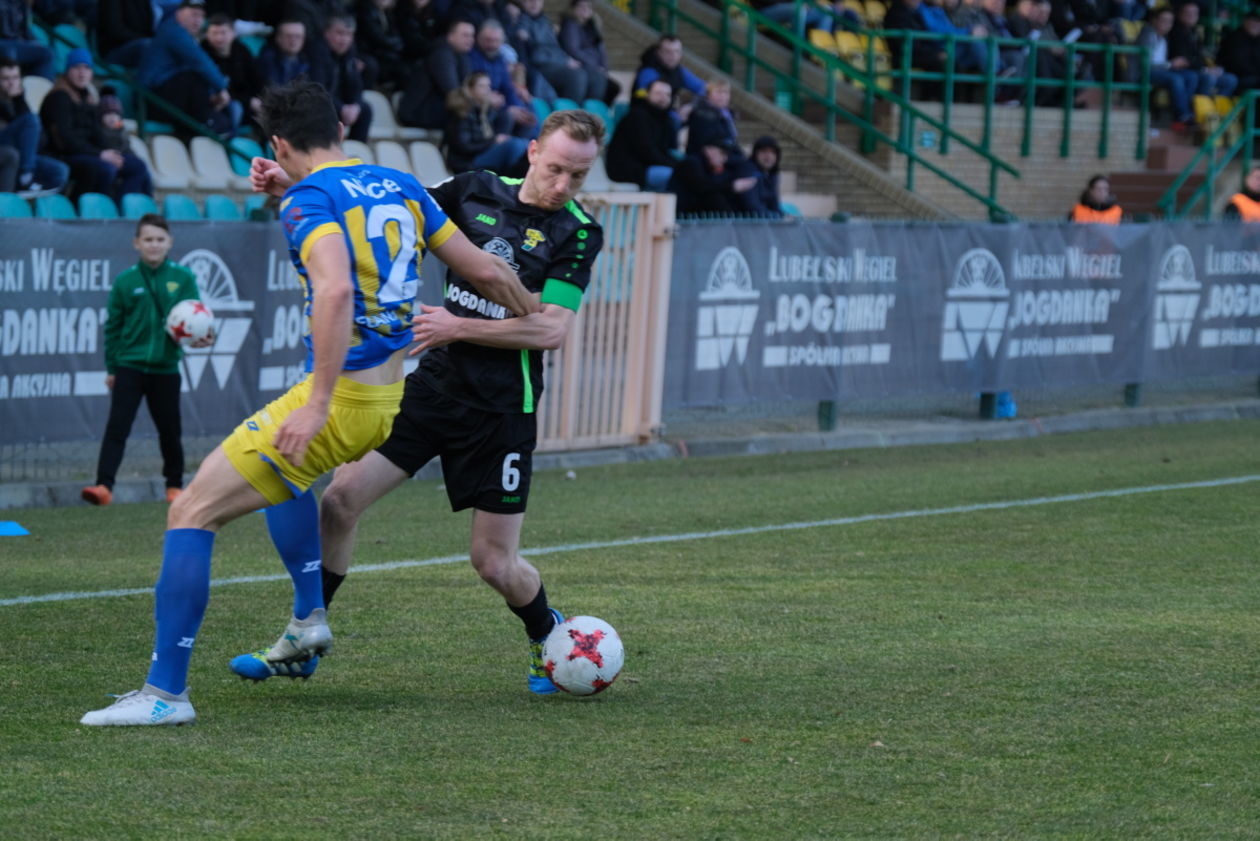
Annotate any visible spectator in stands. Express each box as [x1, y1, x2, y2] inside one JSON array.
[[669, 137, 758, 216], [1218, 11, 1260, 95], [559, 0, 618, 105], [882, 0, 948, 87], [979, 0, 1025, 79], [605, 77, 677, 190], [633, 34, 705, 108], [684, 78, 757, 184], [97, 0, 156, 67], [0, 0, 56, 79], [257, 19, 311, 89], [202, 13, 263, 133], [1139, 6, 1198, 130], [470, 19, 537, 136], [0, 59, 68, 195], [746, 134, 783, 217], [1050, 0, 1121, 84], [138, 0, 234, 137], [444, 70, 528, 174], [356, 0, 406, 91], [920, 0, 986, 73], [398, 17, 475, 128], [758, 0, 859, 39], [1111, 0, 1148, 23], [34, 0, 98, 27], [40, 49, 153, 199], [310, 15, 373, 142], [513, 0, 590, 103], [451, 0, 507, 32], [1069, 174, 1122, 223], [1224, 164, 1260, 221], [1009, 0, 1071, 105], [1169, 1, 1237, 105], [396, 0, 443, 62]]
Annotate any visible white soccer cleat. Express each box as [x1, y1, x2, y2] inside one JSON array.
[[265, 607, 333, 664], [80, 689, 196, 726]]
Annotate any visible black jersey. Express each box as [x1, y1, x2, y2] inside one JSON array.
[[417, 171, 603, 413]]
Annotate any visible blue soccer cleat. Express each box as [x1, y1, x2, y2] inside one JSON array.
[[230, 649, 320, 682], [528, 608, 564, 695]]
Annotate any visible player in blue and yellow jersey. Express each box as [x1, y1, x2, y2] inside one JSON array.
[[229, 109, 607, 695], [81, 80, 537, 726]]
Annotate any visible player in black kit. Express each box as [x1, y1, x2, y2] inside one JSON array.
[[230, 110, 606, 693]]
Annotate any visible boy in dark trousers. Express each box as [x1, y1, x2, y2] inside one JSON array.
[[82, 214, 212, 507]]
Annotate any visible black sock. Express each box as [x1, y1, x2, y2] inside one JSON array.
[[322, 566, 346, 608], [508, 583, 555, 641]]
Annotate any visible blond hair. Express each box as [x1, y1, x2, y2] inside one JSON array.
[[538, 109, 606, 149]]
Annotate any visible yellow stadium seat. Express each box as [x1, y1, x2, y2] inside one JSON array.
[[864, 0, 886, 25], [835, 31, 863, 59], [1215, 95, 1236, 116], [809, 29, 838, 54], [1192, 94, 1216, 126]]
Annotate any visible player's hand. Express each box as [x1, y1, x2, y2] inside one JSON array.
[[273, 404, 327, 468], [189, 327, 216, 349], [409, 304, 462, 353], [250, 156, 292, 197], [105, 374, 115, 391]]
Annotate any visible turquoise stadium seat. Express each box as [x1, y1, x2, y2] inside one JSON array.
[[240, 35, 266, 55], [609, 102, 629, 134], [51, 23, 88, 71], [551, 97, 581, 112], [205, 194, 243, 220], [781, 202, 802, 217], [78, 192, 119, 219], [532, 98, 551, 124], [0, 192, 32, 218], [244, 193, 270, 219], [163, 193, 202, 220], [122, 192, 159, 218], [35, 194, 76, 218], [229, 137, 263, 177], [582, 99, 611, 124]]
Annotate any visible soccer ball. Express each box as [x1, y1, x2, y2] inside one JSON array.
[[166, 299, 214, 345], [542, 615, 624, 696]]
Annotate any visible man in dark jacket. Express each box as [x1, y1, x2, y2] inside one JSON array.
[[202, 13, 264, 132], [96, 0, 156, 66], [882, 0, 946, 98], [669, 138, 757, 217], [0, 59, 68, 195], [40, 48, 152, 198], [0, 0, 55, 79], [1216, 10, 1259, 94], [746, 135, 782, 217], [605, 78, 677, 190], [513, 0, 589, 102], [398, 17, 474, 128], [308, 14, 373, 141], [137, 0, 233, 136], [256, 19, 311, 89], [1168, 1, 1237, 100]]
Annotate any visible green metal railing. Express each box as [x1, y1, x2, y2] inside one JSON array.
[[1158, 90, 1258, 219], [647, 0, 1021, 219]]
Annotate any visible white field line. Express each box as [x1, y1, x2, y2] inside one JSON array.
[[3, 473, 1258, 609]]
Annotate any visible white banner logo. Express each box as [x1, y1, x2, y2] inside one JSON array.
[[695, 246, 759, 370], [941, 248, 1009, 361], [179, 249, 255, 391], [1152, 244, 1199, 350]]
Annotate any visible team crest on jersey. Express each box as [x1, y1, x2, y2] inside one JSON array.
[[522, 228, 546, 252], [483, 236, 519, 270]]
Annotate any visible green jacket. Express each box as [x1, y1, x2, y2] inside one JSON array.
[[104, 260, 201, 375]]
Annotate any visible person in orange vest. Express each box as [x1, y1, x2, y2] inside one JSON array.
[[1223, 164, 1260, 221], [1069, 175, 1123, 224]]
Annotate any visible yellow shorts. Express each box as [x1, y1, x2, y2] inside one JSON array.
[[223, 375, 404, 505]]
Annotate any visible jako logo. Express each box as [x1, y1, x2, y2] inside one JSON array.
[[696, 246, 759, 371], [179, 249, 255, 391], [1152, 244, 1199, 350], [941, 248, 1009, 361]]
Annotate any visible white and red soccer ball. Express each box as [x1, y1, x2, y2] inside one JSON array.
[[543, 615, 624, 696], [165, 299, 214, 345]]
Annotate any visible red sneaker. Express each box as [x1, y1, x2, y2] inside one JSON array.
[[165, 487, 183, 504], [81, 485, 112, 506]]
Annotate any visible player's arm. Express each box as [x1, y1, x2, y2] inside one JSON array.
[[272, 235, 354, 467], [411, 302, 574, 352], [429, 229, 540, 317]]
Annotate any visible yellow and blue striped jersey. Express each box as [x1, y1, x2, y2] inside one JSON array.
[[279, 158, 458, 371]]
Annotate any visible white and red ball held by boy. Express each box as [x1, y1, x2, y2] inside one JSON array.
[[165, 299, 214, 345], [542, 615, 624, 696]]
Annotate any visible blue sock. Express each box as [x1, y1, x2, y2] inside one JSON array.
[[265, 490, 324, 620], [145, 528, 215, 696]]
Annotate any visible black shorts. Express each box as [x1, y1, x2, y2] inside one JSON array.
[[375, 377, 536, 514]]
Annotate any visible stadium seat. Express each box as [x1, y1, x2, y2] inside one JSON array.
[[51, 23, 88, 71], [863, 0, 886, 25], [551, 97, 581, 113], [808, 29, 838, 55], [374, 140, 412, 174], [343, 139, 375, 165], [532, 98, 551, 124], [582, 99, 610, 125], [362, 89, 431, 141], [35, 194, 76, 218], [582, 155, 612, 192], [0, 192, 31, 218], [229, 136, 264, 177], [781, 201, 802, 217], [244, 193, 270, 219], [147, 135, 194, 190], [609, 101, 629, 134], [205, 194, 243, 220], [240, 34, 266, 55], [190, 136, 249, 190], [22, 75, 52, 113], [409, 141, 450, 184], [121, 192, 159, 219], [608, 70, 633, 103], [78, 192, 119, 219], [163, 193, 202, 220]]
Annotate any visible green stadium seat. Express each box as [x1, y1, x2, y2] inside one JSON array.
[[229, 137, 264, 177], [35, 194, 76, 219], [204, 194, 243, 220], [78, 192, 119, 219], [0, 192, 31, 217], [121, 192, 159, 219], [163, 193, 202, 220]]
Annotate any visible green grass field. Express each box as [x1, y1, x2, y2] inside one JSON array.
[[2, 420, 1258, 840]]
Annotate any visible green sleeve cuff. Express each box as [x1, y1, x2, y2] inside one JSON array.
[[540, 278, 583, 312]]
